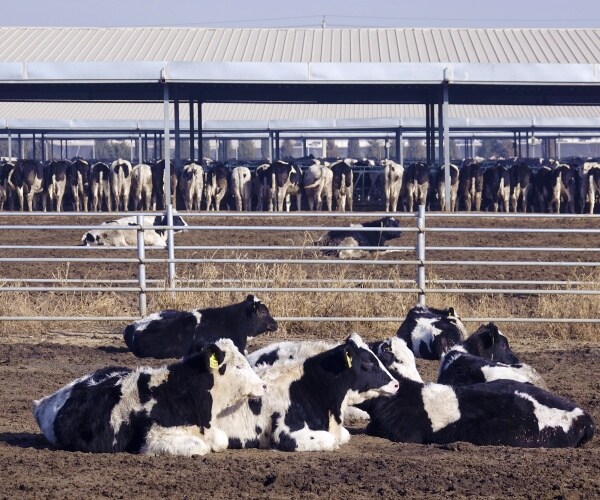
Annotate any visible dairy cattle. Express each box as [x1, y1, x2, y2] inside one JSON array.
[[403, 162, 429, 212], [81, 214, 187, 247], [67, 158, 90, 212], [359, 372, 595, 448], [331, 159, 355, 211], [551, 164, 576, 213], [532, 165, 554, 212], [253, 163, 273, 211], [457, 158, 484, 211], [131, 163, 154, 210], [576, 161, 600, 214], [230, 166, 253, 211], [0, 160, 14, 210], [7, 159, 46, 211], [218, 334, 399, 451], [396, 305, 467, 360], [302, 162, 333, 211], [110, 158, 132, 211], [151, 159, 178, 210], [178, 161, 204, 211], [437, 323, 547, 388], [45, 160, 70, 212], [482, 163, 510, 212], [270, 160, 303, 211], [437, 163, 460, 212], [204, 163, 229, 211], [380, 159, 404, 212], [509, 162, 533, 212], [316, 216, 402, 259], [33, 339, 266, 456], [89, 162, 111, 211], [123, 295, 278, 359]]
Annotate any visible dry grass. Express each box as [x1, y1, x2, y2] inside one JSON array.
[[1, 262, 598, 344]]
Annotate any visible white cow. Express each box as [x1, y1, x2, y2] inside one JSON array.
[[110, 158, 133, 211], [303, 162, 333, 211], [230, 166, 253, 211], [381, 159, 404, 212], [131, 163, 153, 211], [179, 162, 204, 211]]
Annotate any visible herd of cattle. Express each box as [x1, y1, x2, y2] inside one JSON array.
[[33, 295, 595, 456], [2, 155, 600, 214]]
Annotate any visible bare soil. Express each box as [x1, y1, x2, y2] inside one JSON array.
[[0, 212, 599, 498]]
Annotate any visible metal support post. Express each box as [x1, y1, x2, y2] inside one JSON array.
[[163, 84, 176, 290], [189, 100, 195, 161], [442, 78, 451, 212], [136, 215, 147, 317], [417, 204, 426, 307]]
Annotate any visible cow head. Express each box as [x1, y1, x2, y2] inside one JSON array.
[[244, 295, 278, 336], [368, 337, 422, 383], [461, 322, 519, 364], [81, 231, 103, 246], [152, 214, 188, 236]]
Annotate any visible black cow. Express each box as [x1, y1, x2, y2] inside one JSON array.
[[457, 158, 484, 211], [123, 295, 278, 358], [316, 216, 402, 259], [45, 159, 70, 212], [396, 305, 467, 360], [482, 163, 510, 212], [67, 157, 91, 212], [437, 323, 547, 388], [151, 158, 178, 210], [218, 333, 399, 451], [509, 162, 533, 212], [330, 159, 355, 212], [204, 162, 230, 211], [359, 374, 595, 448], [33, 339, 265, 456], [403, 162, 429, 212]]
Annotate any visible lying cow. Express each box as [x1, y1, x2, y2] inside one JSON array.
[[123, 295, 278, 358], [316, 216, 403, 259], [396, 305, 467, 360], [33, 339, 266, 456], [218, 333, 399, 451], [81, 214, 187, 247], [437, 323, 547, 388], [359, 364, 595, 448]]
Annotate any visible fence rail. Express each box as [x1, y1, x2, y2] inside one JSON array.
[[1, 208, 599, 326]]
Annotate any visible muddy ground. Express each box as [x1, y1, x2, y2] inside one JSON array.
[[0, 212, 599, 498]]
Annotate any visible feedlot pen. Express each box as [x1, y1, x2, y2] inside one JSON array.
[[0, 209, 599, 338]]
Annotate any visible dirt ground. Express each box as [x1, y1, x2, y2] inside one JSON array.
[[0, 212, 599, 498]]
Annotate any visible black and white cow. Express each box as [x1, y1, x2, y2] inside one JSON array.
[[81, 214, 187, 247], [270, 160, 303, 212], [179, 161, 204, 211], [509, 162, 533, 212], [396, 305, 467, 360], [45, 159, 70, 212], [7, 159, 46, 211], [151, 158, 178, 210], [437, 322, 547, 388], [359, 373, 595, 448], [203, 162, 230, 211], [316, 216, 402, 259], [380, 159, 404, 212], [90, 161, 111, 212], [437, 163, 460, 212], [482, 163, 510, 212], [458, 158, 484, 211], [110, 158, 133, 211], [218, 333, 399, 451], [0, 160, 14, 210], [403, 162, 430, 212], [123, 295, 278, 359], [303, 161, 333, 211], [67, 157, 91, 212], [33, 339, 266, 456], [131, 163, 154, 211], [331, 159, 355, 212]]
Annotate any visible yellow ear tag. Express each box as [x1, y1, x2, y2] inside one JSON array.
[[209, 354, 219, 369], [345, 352, 352, 368]]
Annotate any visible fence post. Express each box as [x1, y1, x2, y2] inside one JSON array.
[[136, 215, 147, 317], [416, 204, 426, 307]]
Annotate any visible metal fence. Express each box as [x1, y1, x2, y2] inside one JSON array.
[[0, 208, 599, 325]]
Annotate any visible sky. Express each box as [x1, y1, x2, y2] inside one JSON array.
[[3, 0, 600, 29]]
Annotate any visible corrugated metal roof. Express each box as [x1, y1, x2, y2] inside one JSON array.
[[0, 27, 599, 64]]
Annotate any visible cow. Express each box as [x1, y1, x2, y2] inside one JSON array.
[[81, 214, 187, 247], [130, 163, 154, 211], [270, 160, 303, 212], [179, 161, 204, 211], [509, 162, 533, 212], [204, 162, 229, 211], [7, 159, 46, 211], [217, 333, 400, 451], [551, 163, 576, 213], [33, 339, 266, 456], [437, 323, 547, 388], [396, 305, 467, 360], [437, 163, 460, 212], [89, 161, 111, 212], [403, 162, 429, 212], [230, 166, 253, 211], [331, 159, 355, 212], [457, 158, 484, 211], [44, 160, 70, 212], [380, 159, 404, 212], [585, 162, 600, 214], [482, 163, 510, 212], [359, 363, 595, 448], [253, 163, 273, 211], [302, 162, 333, 211], [151, 158, 178, 210], [67, 157, 90, 212], [0, 160, 14, 210], [316, 216, 403, 259], [123, 295, 278, 359], [532, 165, 554, 212], [109, 158, 132, 211]]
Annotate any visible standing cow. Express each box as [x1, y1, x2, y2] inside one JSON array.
[[204, 162, 230, 211], [509, 162, 533, 212], [457, 158, 484, 211], [151, 159, 178, 210], [380, 159, 404, 212], [230, 166, 253, 211], [403, 162, 429, 212], [131, 163, 154, 211], [270, 160, 303, 212], [110, 158, 132, 211], [178, 161, 204, 211], [302, 161, 333, 211], [7, 159, 46, 211], [67, 157, 91, 212], [89, 162, 111, 211], [482, 163, 510, 212], [0, 160, 15, 210], [331, 159, 355, 212], [437, 163, 460, 212]]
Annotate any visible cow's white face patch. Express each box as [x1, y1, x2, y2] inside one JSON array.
[[191, 310, 202, 325], [133, 312, 163, 333], [388, 338, 422, 382], [411, 317, 442, 353], [516, 392, 584, 432], [422, 384, 461, 432], [481, 365, 537, 385]]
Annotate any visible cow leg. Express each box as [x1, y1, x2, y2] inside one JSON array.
[[295, 193, 302, 211], [589, 183, 595, 215], [142, 425, 212, 457]]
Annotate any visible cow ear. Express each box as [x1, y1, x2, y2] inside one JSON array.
[[448, 307, 456, 317], [206, 344, 225, 370]]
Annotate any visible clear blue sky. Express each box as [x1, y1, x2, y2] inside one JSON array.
[[3, 0, 600, 28]]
